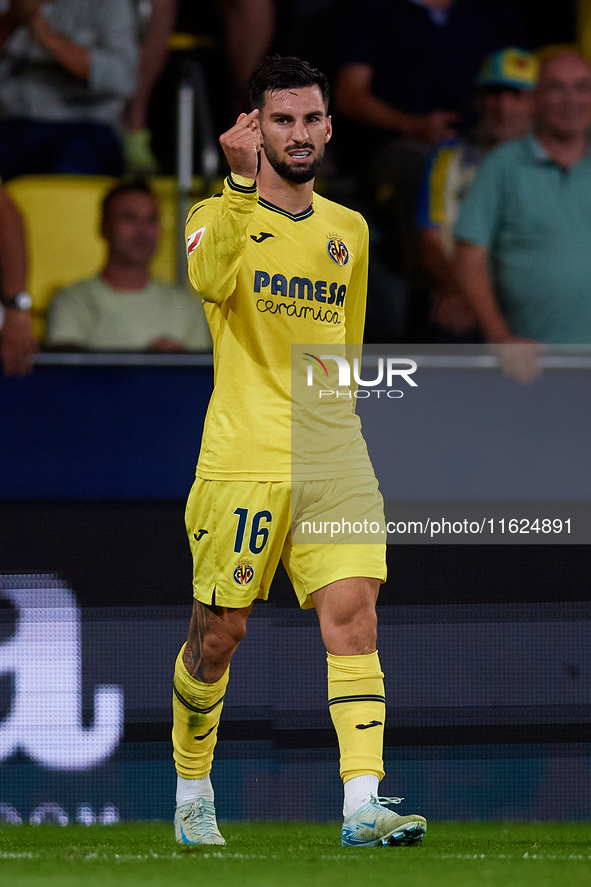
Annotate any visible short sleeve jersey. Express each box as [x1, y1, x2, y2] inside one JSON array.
[[186, 174, 371, 481]]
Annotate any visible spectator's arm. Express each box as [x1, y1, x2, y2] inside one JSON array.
[[455, 241, 543, 382], [0, 1, 42, 51], [0, 187, 26, 297], [419, 227, 455, 293], [33, 0, 136, 99], [334, 64, 411, 130], [126, 0, 177, 131], [218, 0, 275, 115], [451, 147, 524, 342], [1, 308, 37, 375], [453, 241, 514, 343], [0, 187, 37, 376], [416, 145, 476, 333], [28, 10, 89, 79], [0, 15, 18, 52], [87, 1, 138, 98], [9, 0, 137, 96], [419, 228, 477, 334], [334, 63, 458, 144]]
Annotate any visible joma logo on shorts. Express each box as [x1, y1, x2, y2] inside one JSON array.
[[254, 271, 346, 306]]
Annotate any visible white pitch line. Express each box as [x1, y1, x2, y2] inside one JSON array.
[[2, 850, 591, 863], [0, 852, 37, 859]]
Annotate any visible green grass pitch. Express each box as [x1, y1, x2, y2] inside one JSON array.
[[1, 821, 591, 886]]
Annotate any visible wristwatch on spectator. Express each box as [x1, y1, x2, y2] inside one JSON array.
[[2, 292, 32, 310]]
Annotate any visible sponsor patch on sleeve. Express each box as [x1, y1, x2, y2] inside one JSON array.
[[187, 226, 206, 256]]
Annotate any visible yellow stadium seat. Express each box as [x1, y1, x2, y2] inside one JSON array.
[[4, 175, 190, 340]]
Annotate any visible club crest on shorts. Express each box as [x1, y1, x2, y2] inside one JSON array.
[[327, 237, 349, 266], [233, 559, 254, 586]]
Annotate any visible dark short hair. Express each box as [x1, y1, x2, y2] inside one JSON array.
[[101, 177, 155, 223], [247, 55, 330, 112]]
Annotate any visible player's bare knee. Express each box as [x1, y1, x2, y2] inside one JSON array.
[[320, 599, 377, 653], [357, 603, 378, 641], [183, 627, 242, 680], [330, 598, 377, 634], [343, 608, 377, 648], [226, 612, 249, 644], [200, 630, 240, 665]]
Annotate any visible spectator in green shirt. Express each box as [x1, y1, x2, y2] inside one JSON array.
[[46, 180, 211, 352], [454, 48, 591, 345]]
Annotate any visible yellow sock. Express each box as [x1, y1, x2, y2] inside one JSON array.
[[327, 651, 386, 783], [172, 644, 229, 779]]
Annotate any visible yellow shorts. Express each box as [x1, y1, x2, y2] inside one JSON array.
[[185, 476, 387, 609]]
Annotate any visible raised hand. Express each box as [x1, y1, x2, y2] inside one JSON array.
[[219, 110, 262, 180]]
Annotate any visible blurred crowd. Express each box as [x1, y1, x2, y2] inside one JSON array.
[[0, 0, 588, 374]]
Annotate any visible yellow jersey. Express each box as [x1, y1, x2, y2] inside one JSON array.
[[186, 173, 372, 481]]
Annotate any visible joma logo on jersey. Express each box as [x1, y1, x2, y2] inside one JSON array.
[[254, 271, 346, 306]]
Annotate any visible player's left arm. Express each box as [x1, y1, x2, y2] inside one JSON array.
[[186, 174, 258, 304], [186, 111, 262, 303]]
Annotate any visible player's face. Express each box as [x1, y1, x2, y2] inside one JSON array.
[[535, 54, 591, 138], [258, 85, 332, 184], [103, 192, 160, 267]]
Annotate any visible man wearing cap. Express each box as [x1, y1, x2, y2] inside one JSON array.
[[454, 48, 591, 344], [417, 47, 536, 340]]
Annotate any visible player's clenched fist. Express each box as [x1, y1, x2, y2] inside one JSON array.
[[219, 110, 262, 180]]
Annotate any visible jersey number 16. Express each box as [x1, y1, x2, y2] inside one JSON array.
[[233, 508, 272, 554]]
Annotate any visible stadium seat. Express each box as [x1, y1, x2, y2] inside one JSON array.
[[4, 175, 192, 340]]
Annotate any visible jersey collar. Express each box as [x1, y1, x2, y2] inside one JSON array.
[[258, 196, 314, 221]]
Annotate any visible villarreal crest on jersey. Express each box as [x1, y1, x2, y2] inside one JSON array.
[[186, 174, 372, 481]]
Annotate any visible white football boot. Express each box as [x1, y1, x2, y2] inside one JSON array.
[[174, 798, 226, 845], [341, 795, 427, 847]]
